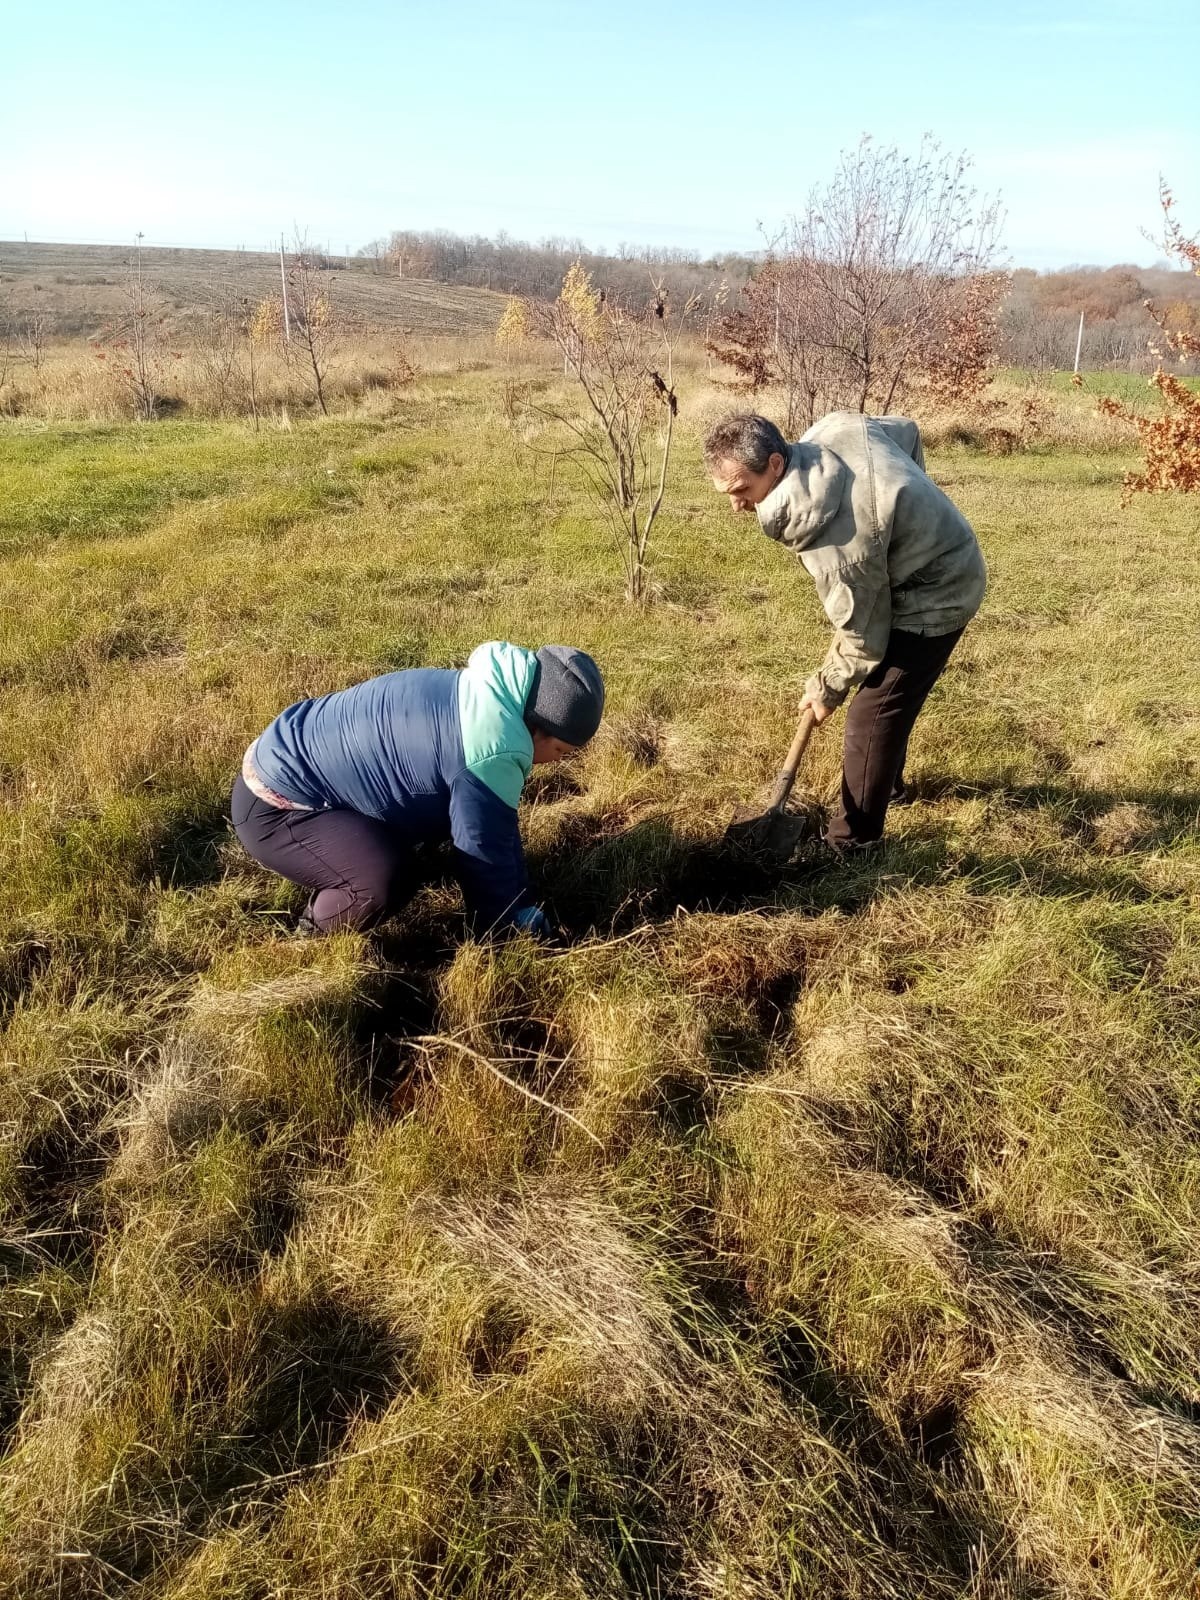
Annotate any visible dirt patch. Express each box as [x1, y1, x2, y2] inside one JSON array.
[[1091, 801, 1158, 856], [596, 709, 664, 769], [523, 764, 585, 803]]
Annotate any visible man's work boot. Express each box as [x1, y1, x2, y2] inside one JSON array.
[[800, 835, 879, 873], [825, 836, 878, 862]]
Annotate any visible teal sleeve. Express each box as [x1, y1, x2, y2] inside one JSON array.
[[466, 750, 529, 809]]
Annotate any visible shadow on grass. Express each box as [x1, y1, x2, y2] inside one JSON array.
[[918, 771, 1200, 844], [150, 792, 240, 890], [529, 776, 1198, 937], [0, 936, 52, 1025], [529, 815, 810, 935], [48, 788, 242, 900], [13, 1118, 117, 1269], [214, 747, 1198, 960], [666, 1224, 1041, 1597], [361, 898, 461, 1108], [224, 1295, 410, 1482], [762, 1315, 1049, 1595], [73, 1295, 413, 1595], [957, 1223, 1200, 1426], [208, 771, 1195, 1133]]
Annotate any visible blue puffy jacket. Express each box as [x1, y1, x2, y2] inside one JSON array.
[[253, 642, 540, 931]]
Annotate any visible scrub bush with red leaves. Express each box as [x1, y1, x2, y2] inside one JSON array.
[[1099, 185, 1200, 500]]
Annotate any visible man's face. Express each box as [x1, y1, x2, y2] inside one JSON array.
[[710, 451, 786, 513]]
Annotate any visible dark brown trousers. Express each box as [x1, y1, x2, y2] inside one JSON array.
[[826, 627, 964, 850]]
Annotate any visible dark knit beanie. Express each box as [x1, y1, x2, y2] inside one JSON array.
[[526, 646, 605, 746]]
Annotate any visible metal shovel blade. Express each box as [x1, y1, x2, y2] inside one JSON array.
[[722, 707, 823, 863], [723, 799, 823, 863]]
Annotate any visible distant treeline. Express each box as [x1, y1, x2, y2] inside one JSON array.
[[1004, 264, 1200, 372], [358, 230, 1200, 373], [357, 229, 755, 303]]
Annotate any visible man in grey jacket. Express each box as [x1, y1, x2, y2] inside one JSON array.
[[705, 410, 986, 853]]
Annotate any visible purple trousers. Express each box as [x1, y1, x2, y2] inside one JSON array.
[[826, 627, 964, 850], [230, 776, 416, 932]]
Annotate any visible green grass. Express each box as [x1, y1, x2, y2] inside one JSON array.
[[0, 419, 394, 552], [1, 365, 1199, 1598], [1042, 367, 1200, 401], [994, 365, 1200, 407]]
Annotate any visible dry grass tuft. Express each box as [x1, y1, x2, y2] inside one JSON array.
[[599, 708, 665, 769], [108, 1032, 230, 1183], [966, 1339, 1200, 1597], [418, 1186, 699, 1412], [186, 954, 371, 1036]]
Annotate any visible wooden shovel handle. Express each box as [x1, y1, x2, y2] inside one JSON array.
[[767, 707, 818, 812]]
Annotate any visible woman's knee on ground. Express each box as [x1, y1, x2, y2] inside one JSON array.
[[310, 857, 413, 932]]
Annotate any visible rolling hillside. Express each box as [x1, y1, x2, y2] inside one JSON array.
[[0, 240, 508, 338]]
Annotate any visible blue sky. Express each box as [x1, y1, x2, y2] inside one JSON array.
[[4, 0, 1197, 268]]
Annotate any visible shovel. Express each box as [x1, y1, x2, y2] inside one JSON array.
[[723, 707, 825, 862]]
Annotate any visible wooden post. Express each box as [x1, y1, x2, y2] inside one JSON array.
[[1073, 310, 1084, 374], [279, 236, 292, 346]]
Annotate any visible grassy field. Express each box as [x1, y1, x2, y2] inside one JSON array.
[[1, 357, 1199, 1599]]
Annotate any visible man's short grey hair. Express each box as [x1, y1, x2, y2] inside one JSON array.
[[703, 412, 789, 473]]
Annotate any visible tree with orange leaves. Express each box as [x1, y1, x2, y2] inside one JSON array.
[[1099, 184, 1200, 500]]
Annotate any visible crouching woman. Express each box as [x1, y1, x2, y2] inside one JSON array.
[[230, 641, 604, 938]]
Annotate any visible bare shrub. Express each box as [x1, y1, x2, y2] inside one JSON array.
[[708, 136, 1005, 428], [521, 261, 697, 602], [194, 292, 248, 418], [387, 334, 418, 388], [705, 259, 812, 433], [16, 284, 49, 373], [0, 278, 12, 396], [96, 239, 173, 420], [285, 231, 350, 415]]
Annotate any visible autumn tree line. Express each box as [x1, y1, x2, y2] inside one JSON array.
[[360, 144, 1199, 391], [356, 230, 752, 305], [1006, 262, 1200, 373], [355, 228, 1199, 381]]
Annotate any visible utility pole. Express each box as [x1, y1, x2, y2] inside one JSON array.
[[279, 234, 292, 346], [1073, 310, 1084, 374]]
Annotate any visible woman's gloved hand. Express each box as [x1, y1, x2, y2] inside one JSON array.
[[512, 904, 555, 940]]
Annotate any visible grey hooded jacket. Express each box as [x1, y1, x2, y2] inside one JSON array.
[[755, 411, 986, 710]]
